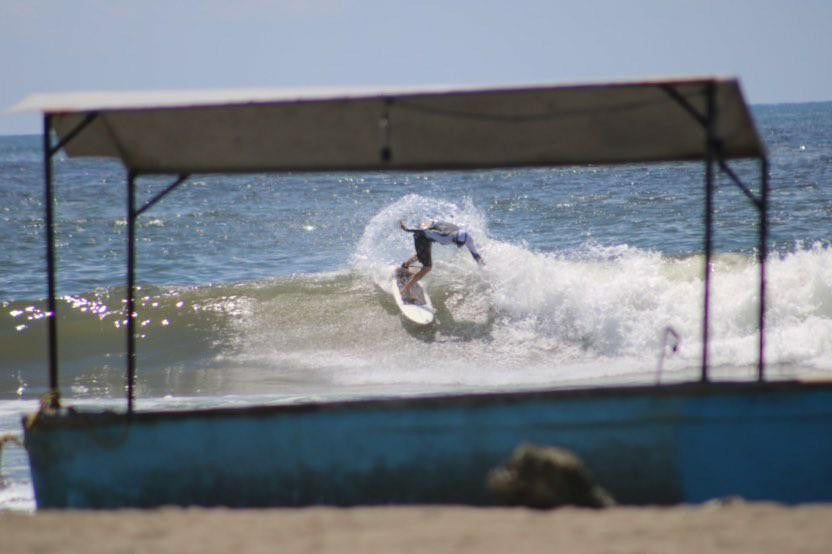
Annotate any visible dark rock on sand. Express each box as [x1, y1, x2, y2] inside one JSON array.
[[487, 444, 615, 509]]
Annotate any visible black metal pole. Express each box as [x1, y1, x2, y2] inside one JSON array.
[[701, 83, 716, 382], [757, 157, 769, 381], [43, 114, 60, 407], [126, 172, 137, 413]]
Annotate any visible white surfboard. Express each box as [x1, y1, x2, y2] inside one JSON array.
[[391, 267, 435, 325]]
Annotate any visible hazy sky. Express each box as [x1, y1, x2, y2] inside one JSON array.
[[2, 0, 830, 135]]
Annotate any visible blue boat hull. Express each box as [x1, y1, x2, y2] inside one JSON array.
[[23, 381, 832, 509]]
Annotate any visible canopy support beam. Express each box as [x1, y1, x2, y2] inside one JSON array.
[[661, 83, 765, 207], [43, 115, 59, 407], [125, 172, 191, 413], [135, 174, 190, 217], [49, 112, 99, 156], [42, 112, 99, 408], [126, 172, 136, 413], [659, 85, 707, 127], [717, 157, 763, 210], [702, 83, 716, 382], [662, 83, 769, 382], [758, 159, 769, 381]]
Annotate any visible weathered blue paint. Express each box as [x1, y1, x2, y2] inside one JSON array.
[[676, 389, 832, 503], [23, 381, 832, 509]]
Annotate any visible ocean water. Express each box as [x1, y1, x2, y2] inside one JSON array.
[[1, 102, 831, 509]]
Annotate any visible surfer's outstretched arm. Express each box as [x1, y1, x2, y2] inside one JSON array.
[[461, 234, 484, 265]]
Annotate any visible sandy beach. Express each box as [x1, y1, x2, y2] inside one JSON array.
[[2, 502, 831, 554]]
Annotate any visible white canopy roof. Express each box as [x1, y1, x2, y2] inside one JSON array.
[[15, 77, 764, 174]]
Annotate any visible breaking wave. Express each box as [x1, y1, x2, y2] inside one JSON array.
[[3, 196, 832, 399]]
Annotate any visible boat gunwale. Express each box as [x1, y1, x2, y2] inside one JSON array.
[[23, 379, 832, 429]]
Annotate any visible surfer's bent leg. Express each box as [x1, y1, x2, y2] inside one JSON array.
[[402, 233, 432, 298], [400, 254, 419, 269], [402, 265, 431, 298]]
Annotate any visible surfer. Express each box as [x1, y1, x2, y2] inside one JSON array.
[[399, 219, 484, 301]]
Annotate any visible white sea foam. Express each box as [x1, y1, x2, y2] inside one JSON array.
[[0, 481, 35, 512], [277, 195, 832, 388]]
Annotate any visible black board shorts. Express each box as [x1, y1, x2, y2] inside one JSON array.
[[414, 232, 432, 267]]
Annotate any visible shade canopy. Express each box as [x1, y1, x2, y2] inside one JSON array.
[[15, 77, 764, 174]]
